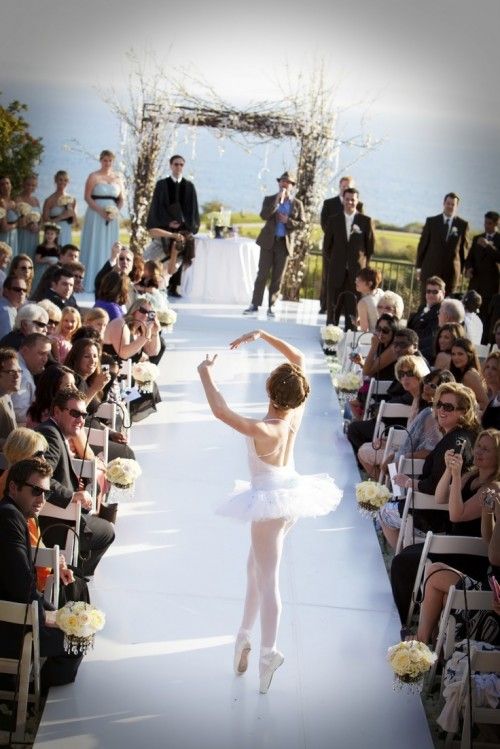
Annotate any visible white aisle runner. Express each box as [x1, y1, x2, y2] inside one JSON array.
[[34, 304, 433, 749]]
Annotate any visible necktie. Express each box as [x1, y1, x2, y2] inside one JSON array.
[[174, 179, 180, 202], [445, 218, 451, 240]]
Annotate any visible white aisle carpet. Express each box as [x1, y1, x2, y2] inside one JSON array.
[[34, 302, 433, 749]]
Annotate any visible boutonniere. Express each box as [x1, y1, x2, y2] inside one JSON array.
[[449, 226, 458, 237], [351, 224, 362, 235]]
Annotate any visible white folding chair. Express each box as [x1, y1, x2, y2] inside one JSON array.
[[475, 343, 490, 362], [0, 600, 40, 743], [458, 648, 500, 749], [83, 424, 109, 465], [377, 426, 411, 483], [71, 457, 98, 511], [373, 400, 412, 440], [407, 533, 489, 626], [119, 358, 132, 389], [94, 401, 117, 430], [425, 586, 494, 693], [340, 332, 371, 371], [363, 378, 393, 420], [395, 489, 447, 555], [39, 500, 81, 567], [31, 544, 60, 608]]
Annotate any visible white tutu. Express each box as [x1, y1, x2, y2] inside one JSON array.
[[217, 470, 342, 522]]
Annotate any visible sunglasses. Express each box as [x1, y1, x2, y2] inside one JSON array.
[[399, 370, 416, 378], [10, 286, 27, 293], [32, 320, 47, 329], [63, 407, 87, 419], [435, 401, 463, 413], [48, 319, 59, 326], [375, 326, 391, 334], [425, 382, 438, 389], [137, 306, 150, 315], [23, 482, 50, 498], [426, 289, 440, 295]]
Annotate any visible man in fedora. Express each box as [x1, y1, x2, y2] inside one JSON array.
[[243, 171, 305, 317]]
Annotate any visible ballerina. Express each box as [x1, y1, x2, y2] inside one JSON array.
[[197, 329, 342, 694]]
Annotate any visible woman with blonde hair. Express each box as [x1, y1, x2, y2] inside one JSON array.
[[103, 294, 162, 362], [51, 306, 81, 363], [83, 307, 109, 341], [376, 290, 404, 321], [37, 298, 62, 338], [0, 241, 12, 291]]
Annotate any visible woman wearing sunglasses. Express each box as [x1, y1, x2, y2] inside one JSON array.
[[351, 313, 400, 380], [10, 253, 34, 296], [449, 337, 489, 412]]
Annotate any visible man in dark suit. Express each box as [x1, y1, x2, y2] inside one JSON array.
[[323, 187, 375, 329], [407, 275, 445, 362], [243, 171, 305, 318], [146, 154, 200, 298], [416, 192, 469, 303], [36, 388, 115, 577], [464, 211, 500, 342], [319, 176, 363, 313], [0, 458, 83, 687]]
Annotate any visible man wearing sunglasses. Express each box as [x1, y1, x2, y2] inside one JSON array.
[[147, 154, 200, 298], [36, 388, 115, 577], [407, 275, 445, 362], [0, 275, 28, 339], [0, 302, 49, 350], [0, 457, 84, 688]]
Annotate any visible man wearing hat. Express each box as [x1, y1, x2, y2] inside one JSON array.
[[244, 171, 305, 317]]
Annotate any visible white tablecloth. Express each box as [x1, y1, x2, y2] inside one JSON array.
[[180, 236, 260, 304]]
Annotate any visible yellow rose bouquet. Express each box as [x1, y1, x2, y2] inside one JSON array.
[[355, 479, 391, 518], [387, 640, 437, 693], [132, 361, 159, 394], [157, 307, 177, 328], [56, 601, 105, 655]]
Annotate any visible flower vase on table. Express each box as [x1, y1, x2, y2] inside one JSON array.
[[387, 640, 437, 695]]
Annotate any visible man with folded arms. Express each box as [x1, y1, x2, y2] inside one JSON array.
[[11, 332, 52, 425]]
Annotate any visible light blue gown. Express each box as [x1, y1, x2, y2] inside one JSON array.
[[79, 182, 121, 291], [48, 205, 73, 246], [17, 204, 41, 256], [0, 208, 19, 255]]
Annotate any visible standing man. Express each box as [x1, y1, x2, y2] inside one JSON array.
[[319, 176, 363, 313], [146, 154, 200, 298], [416, 192, 469, 303], [464, 211, 500, 342], [324, 188, 375, 329], [243, 171, 305, 318]]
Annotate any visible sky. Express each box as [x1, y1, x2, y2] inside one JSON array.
[[1, 0, 499, 225]]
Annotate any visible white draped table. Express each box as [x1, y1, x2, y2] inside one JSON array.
[[180, 236, 260, 304]]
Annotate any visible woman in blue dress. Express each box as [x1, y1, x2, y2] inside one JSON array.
[[16, 174, 41, 256], [42, 170, 78, 247], [0, 176, 19, 255], [79, 150, 125, 292]]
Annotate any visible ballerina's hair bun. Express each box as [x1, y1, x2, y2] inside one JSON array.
[[266, 362, 310, 410]]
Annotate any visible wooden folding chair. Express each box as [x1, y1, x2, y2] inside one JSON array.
[[0, 600, 40, 743], [406, 533, 488, 626]]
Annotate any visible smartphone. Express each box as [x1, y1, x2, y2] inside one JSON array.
[[488, 575, 500, 603]]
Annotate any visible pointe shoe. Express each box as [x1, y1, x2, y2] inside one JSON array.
[[259, 650, 284, 694], [233, 635, 251, 675]]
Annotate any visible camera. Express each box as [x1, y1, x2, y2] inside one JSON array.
[[454, 437, 466, 455], [147, 311, 156, 321], [101, 364, 110, 374]]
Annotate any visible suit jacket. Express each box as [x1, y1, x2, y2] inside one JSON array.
[[256, 194, 305, 256], [35, 419, 79, 508], [320, 196, 364, 232], [465, 232, 500, 299], [322, 212, 375, 279], [407, 303, 441, 361], [0, 393, 16, 442], [146, 177, 200, 235], [416, 214, 469, 291]]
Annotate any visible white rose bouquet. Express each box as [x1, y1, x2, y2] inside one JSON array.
[[320, 324, 344, 344], [387, 640, 437, 693], [157, 307, 177, 328], [16, 201, 32, 217], [355, 479, 391, 517], [57, 194, 74, 207], [27, 210, 41, 224], [132, 361, 159, 393], [334, 372, 362, 392], [104, 204, 120, 224], [56, 600, 105, 655], [105, 457, 142, 489]]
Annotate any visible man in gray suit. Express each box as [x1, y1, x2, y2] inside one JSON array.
[[244, 171, 305, 318]]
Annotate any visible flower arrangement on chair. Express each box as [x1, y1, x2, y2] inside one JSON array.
[[56, 601, 105, 655], [320, 324, 344, 355], [105, 457, 142, 502], [355, 479, 391, 518], [333, 371, 362, 410], [387, 640, 437, 694], [156, 307, 177, 329], [132, 361, 159, 394]]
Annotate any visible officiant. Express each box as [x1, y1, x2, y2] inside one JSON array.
[[146, 155, 200, 298]]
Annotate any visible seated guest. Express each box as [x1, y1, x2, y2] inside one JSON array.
[[351, 313, 400, 382], [450, 337, 489, 412], [413, 428, 500, 644], [438, 297, 465, 327], [43, 266, 78, 311], [0, 302, 49, 349], [0, 347, 21, 447], [0, 274, 28, 339], [94, 243, 134, 297], [407, 275, 445, 361], [50, 306, 81, 363], [462, 289, 483, 346], [0, 457, 83, 688], [36, 388, 115, 577], [11, 333, 52, 425], [64, 338, 110, 415], [376, 290, 404, 321], [64, 261, 85, 295], [482, 351, 500, 429], [30, 243, 80, 302], [357, 354, 433, 479], [10, 254, 35, 297], [103, 295, 163, 363], [38, 297, 62, 339], [355, 267, 384, 332], [0, 241, 13, 291], [94, 270, 130, 321], [82, 307, 109, 341], [433, 322, 466, 370]]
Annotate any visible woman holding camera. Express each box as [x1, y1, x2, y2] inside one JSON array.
[[102, 295, 162, 363]]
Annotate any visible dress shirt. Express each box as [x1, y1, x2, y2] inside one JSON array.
[[10, 352, 35, 425], [275, 199, 291, 238], [344, 211, 355, 238]]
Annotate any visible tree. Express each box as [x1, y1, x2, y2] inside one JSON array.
[[0, 95, 43, 191]]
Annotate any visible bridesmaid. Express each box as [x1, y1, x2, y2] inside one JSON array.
[[79, 150, 125, 292], [42, 170, 78, 247], [0, 176, 19, 255], [16, 174, 41, 255]]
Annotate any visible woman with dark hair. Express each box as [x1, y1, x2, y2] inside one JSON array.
[[198, 329, 341, 694], [64, 338, 110, 414], [354, 313, 400, 379], [450, 337, 489, 411], [94, 270, 130, 321], [26, 364, 76, 426], [355, 267, 384, 332], [433, 322, 466, 370]]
